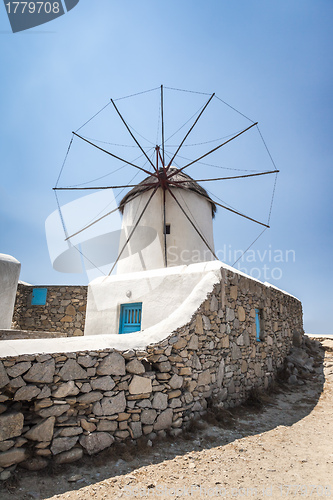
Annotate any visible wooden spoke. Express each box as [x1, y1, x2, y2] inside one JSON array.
[[72, 132, 157, 178]]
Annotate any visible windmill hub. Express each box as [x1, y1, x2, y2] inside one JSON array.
[[157, 169, 168, 190]]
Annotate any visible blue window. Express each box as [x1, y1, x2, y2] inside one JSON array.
[[255, 308, 262, 341], [31, 288, 47, 306], [119, 303, 142, 334]]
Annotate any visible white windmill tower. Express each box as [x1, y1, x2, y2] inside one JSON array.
[[116, 166, 217, 274], [53, 86, 277, 336]]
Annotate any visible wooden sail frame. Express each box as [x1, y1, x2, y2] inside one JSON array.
[[54, 86, 279, 275]]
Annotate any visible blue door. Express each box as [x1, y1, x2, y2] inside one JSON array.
[[119, 303, 142, 334]]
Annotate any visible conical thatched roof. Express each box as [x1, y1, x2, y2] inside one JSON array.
[[119, 167, 216, 217]]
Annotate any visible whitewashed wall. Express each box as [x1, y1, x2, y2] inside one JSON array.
[[116, 187, 215, 274]]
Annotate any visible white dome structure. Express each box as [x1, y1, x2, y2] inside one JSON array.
[[116, 168, 217, 274], [0, 253, 21, 329]]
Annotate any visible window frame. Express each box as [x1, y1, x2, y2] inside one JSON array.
[[31, 288, 48, 306], [255, 308, 264, 342], [119, 302, 142, 334]]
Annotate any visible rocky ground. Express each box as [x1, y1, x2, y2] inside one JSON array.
[[1, 336, 332, 500]]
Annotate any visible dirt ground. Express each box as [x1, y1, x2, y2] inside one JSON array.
[[1, 338, 333, 500]]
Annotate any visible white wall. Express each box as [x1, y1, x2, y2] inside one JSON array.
[[0, 254, 21, 329], [116, 187, 215, 274], [84, 261, 222, 336]]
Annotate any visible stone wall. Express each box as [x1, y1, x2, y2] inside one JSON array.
[[12, 284, 87, 336], [0, 269, 303, 472]]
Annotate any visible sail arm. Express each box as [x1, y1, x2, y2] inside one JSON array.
[[72, 132, 157, 177], [193, 189, 270, 228], [64, 185, 158, 242], [166, 92, 215, 169], [111, 99, 157, 172], [168, 170, 279, 184], [107, 186, 159, 276], [54, 182, 158, 191], [167, 122, 258, 179], [165, 185, 218, 260]]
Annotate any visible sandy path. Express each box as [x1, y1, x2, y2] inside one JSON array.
[[2, 339, 332, 500]]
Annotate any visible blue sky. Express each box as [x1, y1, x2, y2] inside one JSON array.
[[0, 0, 332, 334]]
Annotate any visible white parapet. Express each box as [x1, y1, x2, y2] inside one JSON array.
[[0, 253, 21, 329], [84, 261, 223, 336]]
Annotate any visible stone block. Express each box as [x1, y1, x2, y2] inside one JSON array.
[[97, 420, 117, 432], [152, 392, 168, 410], [169, 374, 183, 389], [141, 409, 157, 425], [54, 447, 83, 464], [59, 359, 88, 381], [0, 412, 24, 442], [172, 338, 187, 350], [59, 427, 83, 437], [25, 417, 55, 442], [179, 367, 191, 376], [51, 436, 79, 455], [236, 335, 244, 346], [0, 440, 14, 452], [226, 308, 235, 322], [210, 295, 218, 311], [53, 381, 79, 398], [80, 419, 97, 432], [202, 316, 211, 330], [96, 352, 125, 376], [231, 343, 241, 360], [238, 306, 246, 322], [61, 315, 73, 323], [128, 376, 152, 395], [65, 305, 76, 316], [126, 359, 145, 374], [38, 404, 70, 418], [197, 370, 211, 386], [156, 361, 171, 372], [0, 448, 28, 467], [129, 422, 142, 439], [14, 385, 41, 401], [195, 315, 203, 335], [93, 392, 126, 416], [0, 362, 10, 389], [7, 376, 25, 389], [6, 362, 31, 378], [168, 390, 181, 399], [230, 285, 238, 301], [23, 359, 55, 384], [80, 432, 114, 455], [117, 412, 130, 421], [143, 425, 153, 435], [77, 392, 103, 404], [154, 409, 173, 431], [221, 336, 229, 348], [188, 335, 199, 350], [77, 355, 96, 368], [216, 359, 225, 387], [114, 430, 129, 439], [91, 376, 115, 391], [254, 364, 262, 377], [192, 353, 202, 370]]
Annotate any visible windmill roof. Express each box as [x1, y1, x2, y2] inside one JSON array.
[[119, 168, 217, 217]]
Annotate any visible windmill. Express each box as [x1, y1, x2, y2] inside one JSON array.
[[52, 86, 278, 279]]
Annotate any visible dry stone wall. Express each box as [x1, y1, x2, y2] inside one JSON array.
[[0, 270, 303, 472], [12, 284, 87, 336]]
